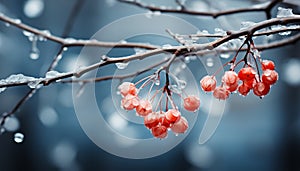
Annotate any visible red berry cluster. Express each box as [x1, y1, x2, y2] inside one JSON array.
[[118, 81, 200, 139], [200, 59, 278, 99]]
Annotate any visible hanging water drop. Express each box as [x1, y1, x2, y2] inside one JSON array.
[[152, 11, 161, 16], [252, 49, 260, 58], [29, 35, 40, 60], [181, 63, 187, 69], [184, 56, 190, 63], [14, 132, 24, 143], [0, 127, 5, 134], [115, 62, 129, 69], [0, 87, 7, 94], [177, 79, 187, 90], [220, 53, 231, 59], [30, 50, 40, 60], [23, 30, 33, 37], [155, 79, 160, 86], [206, 58, 214, 67], [5, 22, 10, 27], [170, 85, 182, 94], [145, 11, 153, 18]]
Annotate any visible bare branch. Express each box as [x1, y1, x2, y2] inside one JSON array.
[[0, 13, 158, 50], [119, 0, 282, 18]]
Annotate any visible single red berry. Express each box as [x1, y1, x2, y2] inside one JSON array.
[[213, 86, 229, 100], [165, 109, 181, 123], [151, 125, 168, 139], [222, 71, 239, 85], [261, 60, 275, 71], [200, 75, 217, 92], [159, 113, 172, 128], [238, 83, 251, 96], [224, 82, 239, 92], [262, 69, 278, 85], [253, 82, 270, 97], [118, 82, 137, 97], [183, 95, 200, 112], [136, 99, 152, 117], [243, 78, 257, 88], [144, 113, 160, 129], [170, 117, 188, 134], [238, 67, 256, 81], [121, 94, 139, 110]]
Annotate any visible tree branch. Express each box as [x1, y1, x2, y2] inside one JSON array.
[[0, 13, 158, 50], [118, 0, 282, 18]]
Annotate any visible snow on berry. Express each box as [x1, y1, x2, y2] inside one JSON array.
[[261, 60, 275, 71], [151, 125, 168, 139], [144, 113, 160, 129], [165, 109, 181, 123], [170, 116, 188, 134], [238, 67, 256, 81], [262, 69, 278, 85], [238, 83, 251, 96], [213, 86, 229, 100], [118, 82, 137, 97], [136, 99, 152, 117], [121, 94, 139, 110], [159, 113, 172, 128], [222, 71, 239, 86], [224, 82, 239, 92], [183, 95, 200, 112], [253, 82, 270, 97], [200, 75, 217, 92], [243, 78, 257, 88]]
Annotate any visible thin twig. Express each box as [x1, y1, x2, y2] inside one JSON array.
[[119, 0, 282, 18]]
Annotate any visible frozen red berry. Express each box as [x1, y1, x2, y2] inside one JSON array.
[[224, 82, 239, 92], [200, 75, 217, 92], [238, 67, 256, 81], [118, 82, 137, 97], [253, 82, 270, 97], [159, 113, 172, 128], [121, 94, 139, 110], [136, 99, 152, 117], [243, 78, 256, 88], [261, 60, 275, 71], [222, 71, 239, 86], [170, 117, 188, 134], [151, 125, 168, 139], [144, 113, 160, 129], [165, 109, 181, 123], [213, 86, 229, 100], [262, 69, 278, 85], [238, 83, 251, 96], [183, 95, 200, 112]]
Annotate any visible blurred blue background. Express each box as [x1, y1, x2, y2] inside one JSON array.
[[0, 0, 299, 171]]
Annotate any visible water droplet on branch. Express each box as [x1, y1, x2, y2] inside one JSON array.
[[277, 7, 294, 18], [45, 71, 65, 79]]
